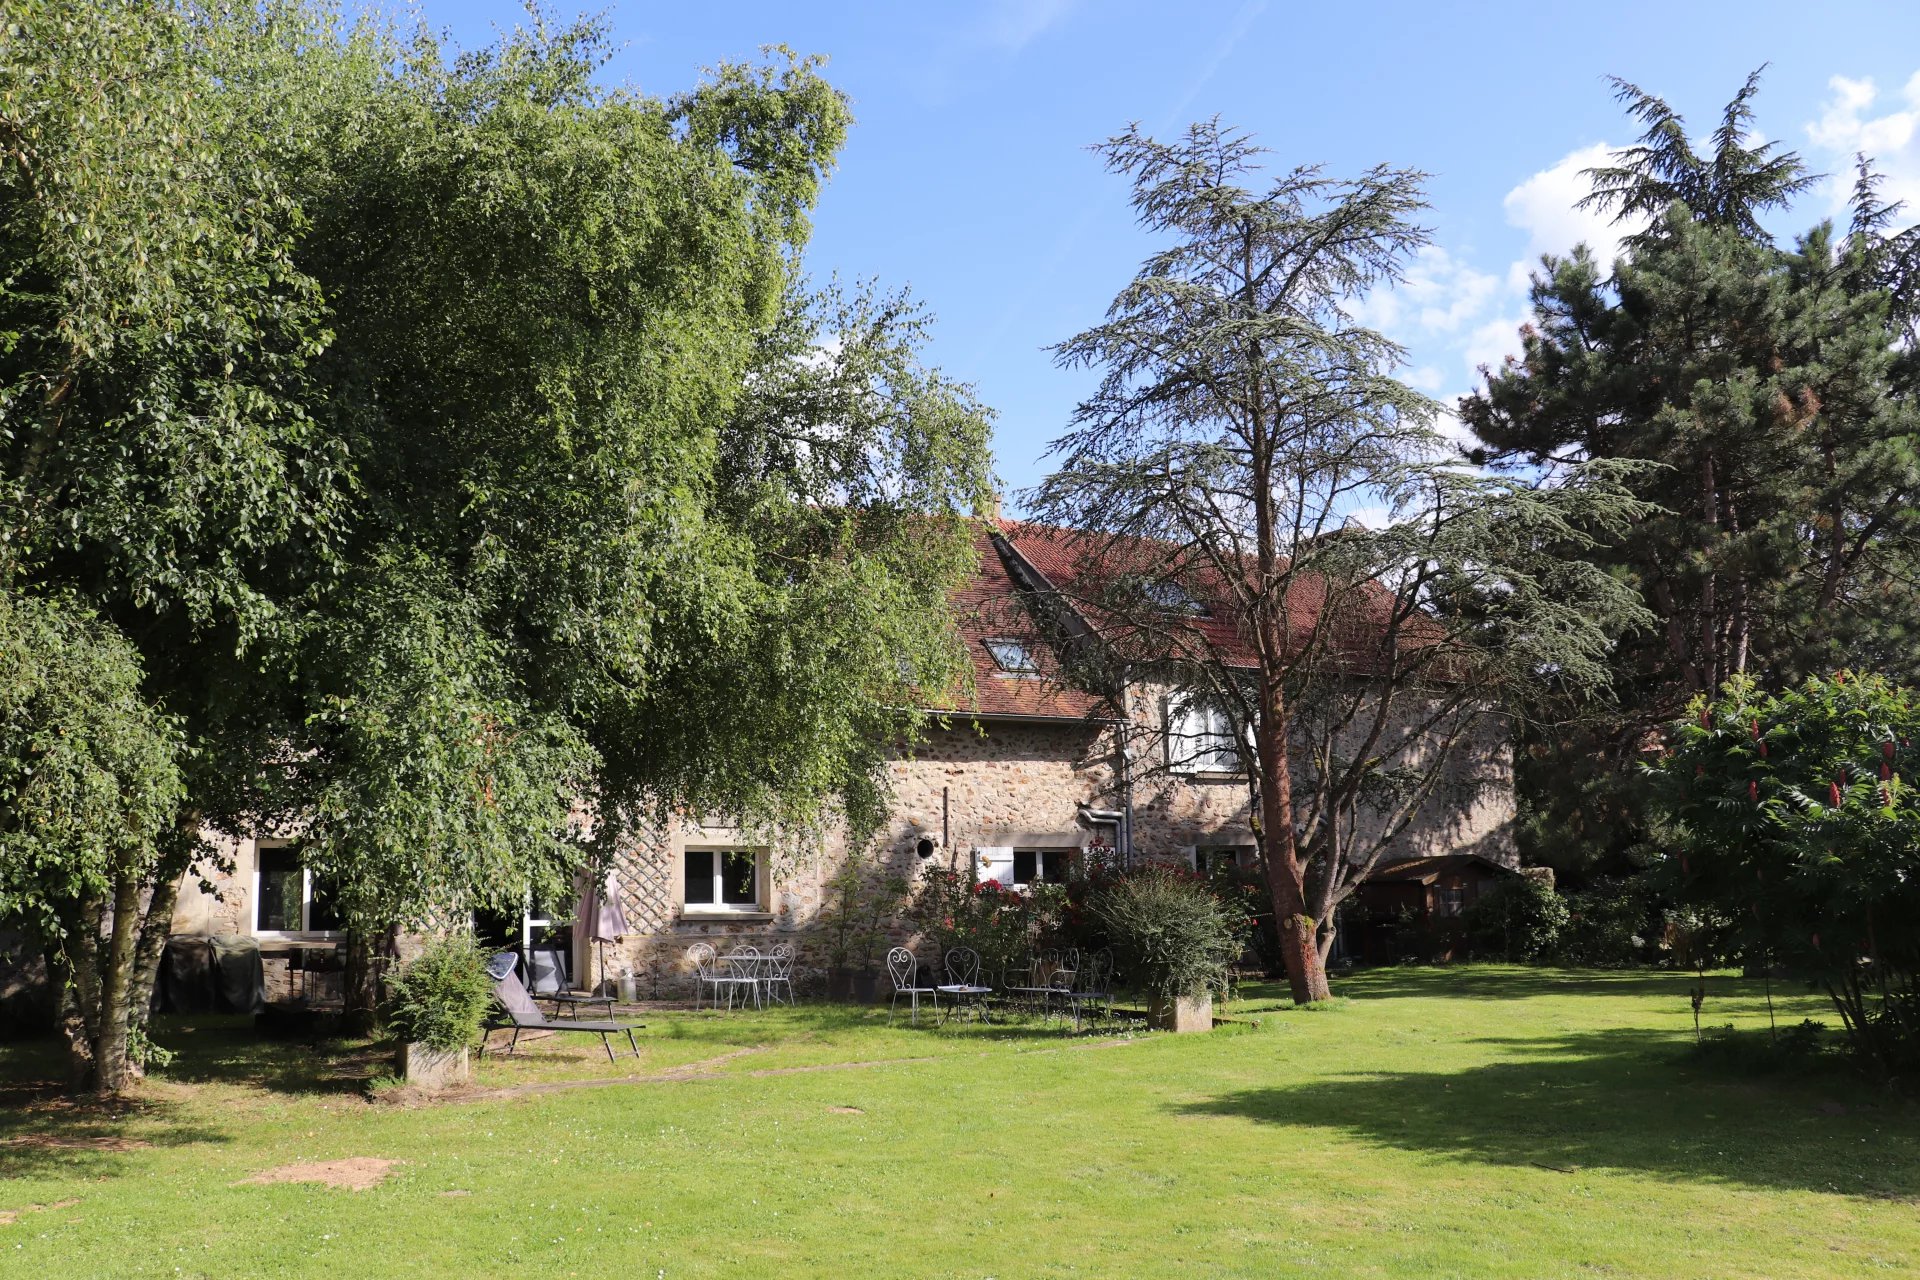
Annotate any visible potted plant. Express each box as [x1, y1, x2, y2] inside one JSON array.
[[1090, 865, 1242, 1032], [821, 863, 907, 1002], [383, 935, 493, 1089]]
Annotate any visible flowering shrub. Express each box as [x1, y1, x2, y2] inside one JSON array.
[[912, 868, 1051, 978], [1652, 671, 1920, 1074]]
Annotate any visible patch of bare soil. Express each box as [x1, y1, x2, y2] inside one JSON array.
[[827, 1105, 864, 1114], [0, 1134, 149, 1151], [0, 1198, 79, 1227], [238, 1157, 401, 1191]]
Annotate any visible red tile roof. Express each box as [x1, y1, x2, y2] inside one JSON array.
[[931, 524, 1107, 722], [930, 516, 1445, 721], [999, 518, 1445, 678]]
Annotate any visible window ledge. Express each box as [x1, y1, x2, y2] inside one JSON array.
[[679, 910, 776, 923], [1183, 770, 1248, 783]]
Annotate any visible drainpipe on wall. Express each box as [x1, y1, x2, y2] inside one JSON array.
[[1077, 802, 1126, 868]]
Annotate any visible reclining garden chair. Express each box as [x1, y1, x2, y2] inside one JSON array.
[[483, 953, 644, 1063]]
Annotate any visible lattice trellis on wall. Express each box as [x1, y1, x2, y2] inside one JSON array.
[[607, 818, 677, 997], [613, 820, 674, 936]]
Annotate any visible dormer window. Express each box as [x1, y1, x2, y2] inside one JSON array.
[[984, 638, 1039, 675], [1143, 578, 1208, 614]]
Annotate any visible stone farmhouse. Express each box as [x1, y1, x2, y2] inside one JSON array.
[[166, 518, 1516, 1001]]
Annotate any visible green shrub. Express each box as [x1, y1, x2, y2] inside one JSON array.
[[383, 935, 494, 1052], [820, 862, 909, 971], [1088, 865, 1242, 1002], [1555, 877, 1656, 967], [1463, 875, 1568, 962]]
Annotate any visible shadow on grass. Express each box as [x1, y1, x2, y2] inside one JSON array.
[[1329, 966, 1703, 1003], [0, 1084, 228, 1183], [1176, 1026, 1919, 1199], [149, 1015, 390, 1097]]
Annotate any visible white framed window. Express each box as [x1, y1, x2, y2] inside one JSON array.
[[984, 638, 1039, 675], [253, 841, 342, 936], [1012, 849, 1072, 888], [684, 848, 767, 914], [1194, 846, 1247, 875], [1167, 695, 1243, 774]]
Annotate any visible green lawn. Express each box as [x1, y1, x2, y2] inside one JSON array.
[[3, 967, 1916, 1278]]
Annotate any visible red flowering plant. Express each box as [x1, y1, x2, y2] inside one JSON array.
[[1650, 671, 1920, 1073], [911, 866, 1048, 979]]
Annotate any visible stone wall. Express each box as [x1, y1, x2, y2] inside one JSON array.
[[163, 688, 1514, 1003]]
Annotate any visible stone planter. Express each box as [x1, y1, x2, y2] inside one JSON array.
[[1147, 992, 1214, 1034], [399, 1042, 471, 1090], [826, 967, 881, 1003]]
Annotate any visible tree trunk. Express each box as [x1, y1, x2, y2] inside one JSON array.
[[125, 857, 186, 1049], [1257, 687, 1331, 1005], [90, 869, 143, 1094], [341, 927, 383, 1037]]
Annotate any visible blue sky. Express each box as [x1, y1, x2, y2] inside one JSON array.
[[422, 1, 1920, 508]]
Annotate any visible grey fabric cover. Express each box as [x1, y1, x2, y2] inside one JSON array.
[[158, 938, 214, 1014], [209, 935, 267, 1014]]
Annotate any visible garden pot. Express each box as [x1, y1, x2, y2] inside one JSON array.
[[826, 967, 882, 1003], [1147, 992, 1213, 1034], [617, 975, 641, 1003], [399, 1042, 471, 1090]]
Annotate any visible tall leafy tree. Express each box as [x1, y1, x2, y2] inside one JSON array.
[[1460, 72, 1920, 880], [1028, 121, 1648, 1003], [2, 2, 991, 1089], [1, 0, 349, 1088], [0, 590, 184, 1092]]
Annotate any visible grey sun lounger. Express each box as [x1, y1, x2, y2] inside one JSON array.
[[483, 953, 643, 1063]]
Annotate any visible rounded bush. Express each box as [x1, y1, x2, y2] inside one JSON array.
[[383, 935, 493, 1052]]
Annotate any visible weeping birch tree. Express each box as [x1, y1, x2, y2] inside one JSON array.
[[1028, 121, 1650, 1003]]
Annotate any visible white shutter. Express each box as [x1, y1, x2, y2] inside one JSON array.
[[974, 846, 1015, 887], [1166, 696, 1196, 769]]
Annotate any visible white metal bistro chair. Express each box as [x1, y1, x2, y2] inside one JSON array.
[[687, 942, 754, 1011], [721, 946, 765, 1010], [937, 946, 992, 1023], [886, 946, 940, 1025], [762, 942, 797, 1006]]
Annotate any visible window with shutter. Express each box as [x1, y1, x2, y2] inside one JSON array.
[[1167, 696, 1242, 774]]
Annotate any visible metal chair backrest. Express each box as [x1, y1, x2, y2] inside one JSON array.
[[1082, 947, 1114, 992], [727, 945, 762, 978], [528, 944, 568, 994], [687, 941, 717, 980], [488, 953, 550, 1027], [944, 946, 980, 986], [769, 942, 795, 979], [886, 946, 917, 992]]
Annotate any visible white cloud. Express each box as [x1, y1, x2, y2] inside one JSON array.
[[1805, 71, 1920, 216], [1355, 245, 1501, 337], [1463, 312, 1528, 380], [1405, 364, 1446, 393], [1502, 141, 1636, 269]]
